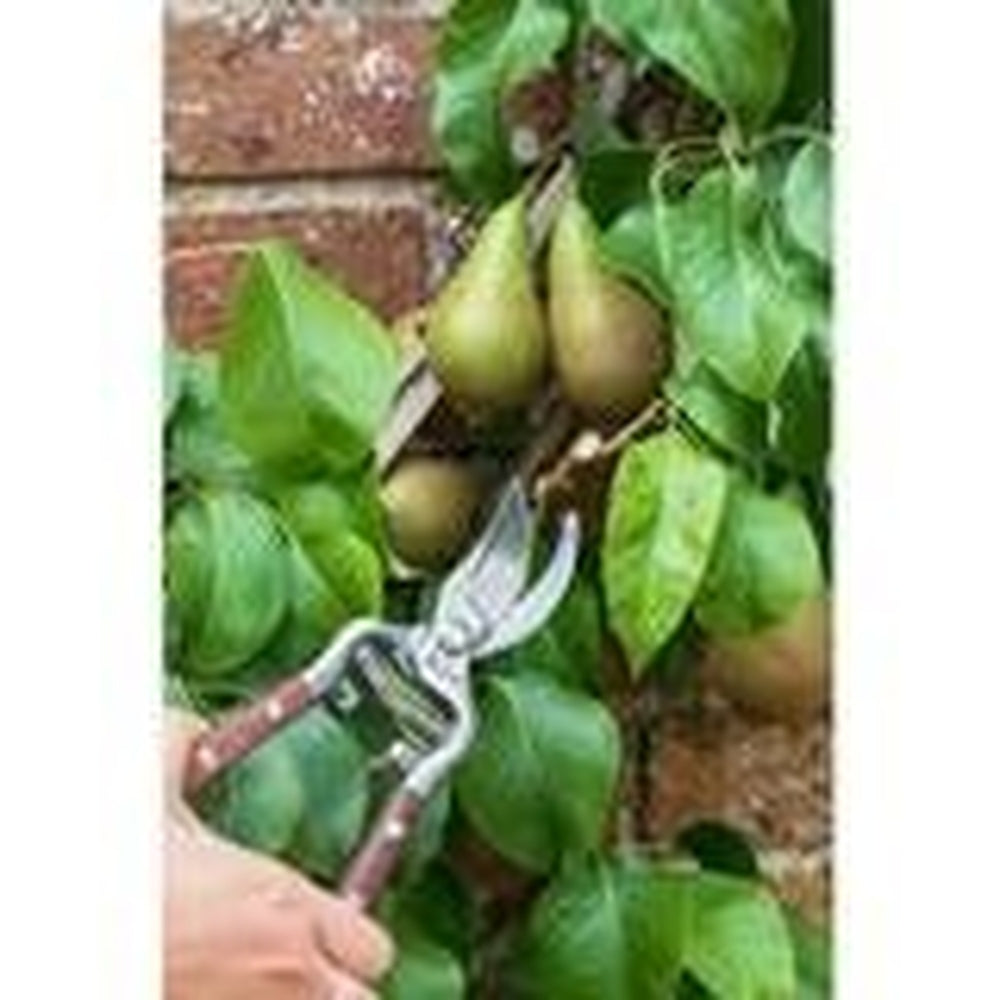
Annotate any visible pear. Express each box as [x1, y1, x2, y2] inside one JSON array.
[[380, 456, 483, 572], [426, 193, 548, 413], [703, 595, 831, 722], [548, 193, 667, 424]]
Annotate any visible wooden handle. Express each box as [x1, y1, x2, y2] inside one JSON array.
[[183, 675, 316, 795], [338, 790, 424, 910]]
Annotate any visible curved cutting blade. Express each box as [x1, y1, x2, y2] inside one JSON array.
[[433, 479, 534, 632], [473, 510, 581, 660]]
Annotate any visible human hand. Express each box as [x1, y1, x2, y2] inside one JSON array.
[[164, 710, 394, 1000]]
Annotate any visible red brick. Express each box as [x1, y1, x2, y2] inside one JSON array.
[[646, 692, 832, 856], [165, 16, 435, 177], [165, 204, 427, 346]]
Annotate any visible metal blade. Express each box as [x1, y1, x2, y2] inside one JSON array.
[[433, 479, 534, 631], [474, 510, 581, 659]]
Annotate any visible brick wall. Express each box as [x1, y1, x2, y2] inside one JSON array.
[[164, 0, 831, 925]]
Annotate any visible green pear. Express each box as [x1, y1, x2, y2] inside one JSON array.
[[380, 456, 483, 572], [703, 594, 831, 722], [426, 193, 548, 413], [548, 193, 668, 423]]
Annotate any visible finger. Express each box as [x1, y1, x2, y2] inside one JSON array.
[[310, 893, 394, 984], [164, 707, 208, 807], [315, 966, 379, 1000]]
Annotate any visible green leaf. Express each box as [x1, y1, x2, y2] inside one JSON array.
[[602, 430, 729, 674], [602, 201, 672, 308], [385, 866, 479, 963], [655, 163, 815, 399], [166, 491, 289, 678], [431, 0, 573, 202], [382, 918, 466, 1000], [777, 0, 832, 123], [696, 480, 824, 636], [772, 333, 830, 476], [579, 146, 658, 229], [197, 735, 304, 855], [513, 857, 796, 1000], [685, 872, 796, 999], [166, 351, 257, 488], [591, 0, 794, 133], [456, 673, 621, 872], [786, 909, 832, 999], [220, 242, 399, 475], [275, 480, 385, 620], [494, 572, 603, 692], [281, 710, 369, 880], [783, 141, 831, 264], [668, 361, 769, 463], [163, 343, 185, 427], [513, 855, 700, 999], [164, 497, 213, 657], [240, 535, 346, 685]]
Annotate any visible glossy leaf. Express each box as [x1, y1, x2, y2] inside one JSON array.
[[456, 673, 621, 872], [514, 856, 796, 1000], [240, 535, 345, 686], [494, 573, 603, 692], [696, 480, 824, 636], [164, 497, 213, 656], [668, 361, 769, 463], [579, 146, 658, 229], [220, 242, 399, 475], [602, 201, 672, 308], [772, 333, 831, 476], [431, 0, 573, 202], [685, 872, 796, 998], [783, 140, 832, 264], [382, 919, 466, 1000], [275, 480, 385, 621], [603, 431, 729, 674], [163, 343, 185, 427], [591, 0, 794, 132], [385, 866, 479, 963], [655, 163, 815, 399], [166, 351, 257, 488], [512, 855, 687, 999], [167, 491, 289, 677], [282, 710, 369, 880], [786, 909, 832, 999], [778, 0, 832, 123], [198, 735, 304, 855]]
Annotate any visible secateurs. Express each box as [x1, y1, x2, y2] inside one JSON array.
[[183, 479, 580, 910]]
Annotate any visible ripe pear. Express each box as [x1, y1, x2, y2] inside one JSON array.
[[548, 193, 667, 424], [380, 456, 483, 572], [703, 595, 830, 723], [426, 193, 548, 413]]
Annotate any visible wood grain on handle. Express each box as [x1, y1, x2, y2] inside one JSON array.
[[183, 675, 316, 795], [338, 790, 424, 910]]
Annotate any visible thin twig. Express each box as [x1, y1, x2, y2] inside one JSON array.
[[532, 399, 667, 507]]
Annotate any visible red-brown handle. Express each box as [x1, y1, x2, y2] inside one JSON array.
[[338, 789, 425, 910], [183, 675, 317, 795]]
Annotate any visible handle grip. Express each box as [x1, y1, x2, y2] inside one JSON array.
[[338, 789, 425, 910], [183, 675, 317, 795]]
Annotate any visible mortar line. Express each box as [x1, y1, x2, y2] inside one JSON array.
[[164, 174, 441, 216]]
